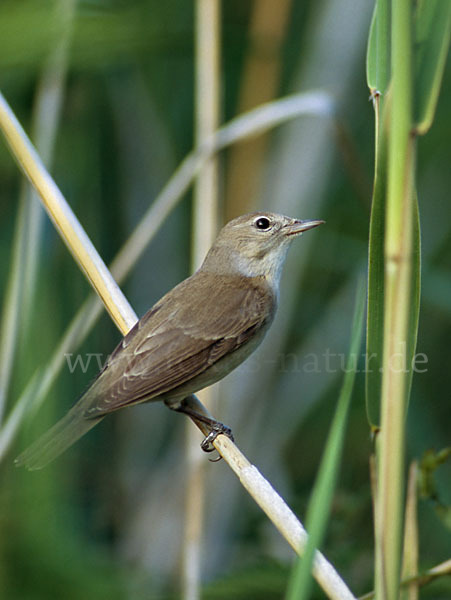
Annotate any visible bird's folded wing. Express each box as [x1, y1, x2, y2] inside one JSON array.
[[83, 273, 275, 417]]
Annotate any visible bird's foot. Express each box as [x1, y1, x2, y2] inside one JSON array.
[[200, 422, 234, 453], [169, 396, 235, 459]]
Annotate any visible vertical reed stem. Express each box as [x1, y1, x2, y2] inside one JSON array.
[[376, 1, 414, 598], [182, 2, 221, 599]]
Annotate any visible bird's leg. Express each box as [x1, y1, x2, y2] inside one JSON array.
[[168, 394, 234, 452]]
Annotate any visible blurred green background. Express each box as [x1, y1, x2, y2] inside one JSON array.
[[0, 0, 450, 598]]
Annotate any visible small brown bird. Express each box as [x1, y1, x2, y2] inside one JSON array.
[[16, 212, 323, 469]]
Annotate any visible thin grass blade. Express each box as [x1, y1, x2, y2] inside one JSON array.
[[414, 0, 451, 135], [286, 279, 365, 600]]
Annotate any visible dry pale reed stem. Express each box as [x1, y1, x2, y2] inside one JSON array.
[[0, 91, 137, 334], [0, 0, 76, 423], [185, 396, 356, 600], [182, 1, 221, 599], [213, 435, 356, 600]]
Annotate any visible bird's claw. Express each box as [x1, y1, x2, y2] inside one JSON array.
[[200, 422, 234, 453]]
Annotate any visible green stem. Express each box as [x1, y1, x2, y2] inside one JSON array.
[[376, 0, 414, 598]]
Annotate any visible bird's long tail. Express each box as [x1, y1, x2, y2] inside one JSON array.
[[15, 405, 103, 470]]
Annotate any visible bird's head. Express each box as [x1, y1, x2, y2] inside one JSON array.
[[201, 212, 324, 287]]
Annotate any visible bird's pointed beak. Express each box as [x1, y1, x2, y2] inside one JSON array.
[[284, 219, 325, 236]]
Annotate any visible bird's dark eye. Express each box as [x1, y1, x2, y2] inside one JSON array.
[[255, 217, 271, 230]]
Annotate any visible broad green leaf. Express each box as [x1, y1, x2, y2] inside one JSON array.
[[366, 5, 378, 91], [365, 131, 420, 430], [366, 1, 390, 95], [406, 196, 421, 404], [286, 280, 365, 600], [414, 0, 451, 134], [365, 126, 387, 430]]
